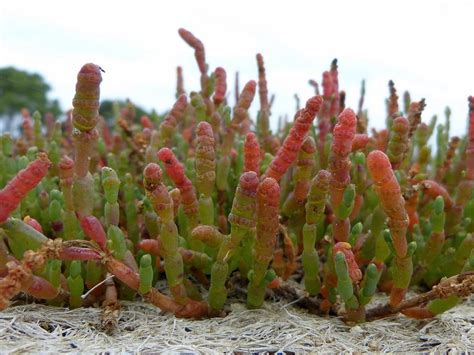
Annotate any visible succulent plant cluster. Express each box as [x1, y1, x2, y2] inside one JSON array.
[[0, 28, 473, 324]]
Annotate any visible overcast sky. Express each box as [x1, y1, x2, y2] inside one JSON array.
[[1, 0, 472, 136]]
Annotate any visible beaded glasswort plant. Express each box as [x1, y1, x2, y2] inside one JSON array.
[[0, 28, 473, 325]]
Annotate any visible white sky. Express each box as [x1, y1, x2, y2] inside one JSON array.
[[1, 0, 472, 136]]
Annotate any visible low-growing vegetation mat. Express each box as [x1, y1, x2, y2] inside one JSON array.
[[0, 27, 474, 351]]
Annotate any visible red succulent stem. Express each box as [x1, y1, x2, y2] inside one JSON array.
[[264, 96, 323, 181], [0, 153, 51, 224]]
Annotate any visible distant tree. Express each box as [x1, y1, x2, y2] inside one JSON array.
[[99, 99, 151, 125], [0, 66, 61, 131]]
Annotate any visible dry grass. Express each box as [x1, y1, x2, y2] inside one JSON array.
[[0, 294, 473, 353]]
